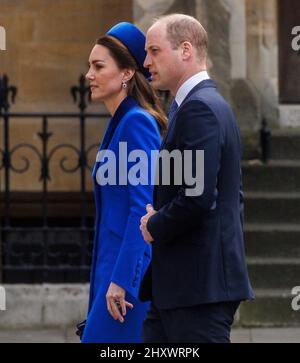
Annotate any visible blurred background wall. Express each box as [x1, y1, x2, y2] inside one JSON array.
[[1, 0, 299, 192], [0, 0, 132, 192]]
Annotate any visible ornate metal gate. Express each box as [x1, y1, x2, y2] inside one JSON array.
[[0, 74, 109, 283]]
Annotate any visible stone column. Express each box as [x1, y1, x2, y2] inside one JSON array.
[[133, 0, 177, 32], [226, 0, 247, 79], [199, 0, 231, 101], [133, 0, 198, 32], [224, 0, 260, 131], [134, 0, 232, 102], [246, 0, 278, 127]]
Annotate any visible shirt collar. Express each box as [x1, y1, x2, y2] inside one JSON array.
[[175, 71, 210, 107]]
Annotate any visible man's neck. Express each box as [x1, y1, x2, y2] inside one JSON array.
[[174, 70, 210, 107], [171, 66, 207, 97]]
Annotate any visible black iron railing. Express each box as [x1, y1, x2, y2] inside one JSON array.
[[0, 74, 109, 283]]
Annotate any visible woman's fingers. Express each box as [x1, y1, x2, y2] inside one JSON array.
[[107, 298, 133, 322], [106, 295, 122, 321], [109, 299, 124, 323], [106, 291, 134, 322], [119, 298, 127, 317], [125, 301, 134, 309], [107, 299, 117, 321], [119, 300, 134, 316]]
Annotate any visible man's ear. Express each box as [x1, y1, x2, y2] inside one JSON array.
[[122, 69, 135, 83], [181, 41, 193, 60]]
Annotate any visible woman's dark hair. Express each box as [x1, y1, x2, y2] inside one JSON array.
[[96, 35, 167, 135]]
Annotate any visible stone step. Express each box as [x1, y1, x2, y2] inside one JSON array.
[[0, 284, 89, 329], [242, 130, 300, 161], [245, 224, 300, 258], [239, 289, 300, 327], [244, 192, 300, 224], [242, 160, 300, 192], [247, 258, 300, 289], [270, 134, 300, 160]]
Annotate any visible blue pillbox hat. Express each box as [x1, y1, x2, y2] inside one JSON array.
[[106, 22, 151, 80]]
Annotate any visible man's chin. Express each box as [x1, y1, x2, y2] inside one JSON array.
[[150, 80, 166, 91]]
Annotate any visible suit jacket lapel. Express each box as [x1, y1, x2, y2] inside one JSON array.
[[154, 80, 217, 204], [160, 80, 216, 150]]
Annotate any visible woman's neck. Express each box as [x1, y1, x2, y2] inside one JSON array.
[[104, 91, 128, 116]]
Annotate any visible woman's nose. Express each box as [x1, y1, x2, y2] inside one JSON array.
[[85, 70, 94, 81]]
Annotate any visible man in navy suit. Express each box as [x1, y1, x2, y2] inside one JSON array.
[[139, 14, 254, 343]]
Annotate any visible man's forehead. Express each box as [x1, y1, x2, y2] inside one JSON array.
[[148, 22, 166, 35], [146, 22, 166, 43]]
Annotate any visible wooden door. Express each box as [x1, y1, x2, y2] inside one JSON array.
[[278, 0, 300, 103]]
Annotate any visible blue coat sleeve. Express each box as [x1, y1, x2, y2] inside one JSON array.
[[110, 111, 160, 298], [147, 101, 222, 244]]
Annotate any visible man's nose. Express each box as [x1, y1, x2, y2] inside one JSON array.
[[143, 53, 151, 69]]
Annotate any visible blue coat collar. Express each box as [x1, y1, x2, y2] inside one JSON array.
[[113, 95, 139, 122], [100, 96, 139, 150]]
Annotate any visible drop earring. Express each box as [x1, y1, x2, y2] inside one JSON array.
[[122, 81, 127, 89]]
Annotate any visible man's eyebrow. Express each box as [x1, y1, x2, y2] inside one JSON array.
[[146, 45, 160, 51]]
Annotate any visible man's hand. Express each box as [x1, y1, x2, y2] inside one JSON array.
[[140, 204, 157, 244], [106, 282, 133, 323]]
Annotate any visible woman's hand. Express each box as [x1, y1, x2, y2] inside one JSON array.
[[106, 282, 134, 323]]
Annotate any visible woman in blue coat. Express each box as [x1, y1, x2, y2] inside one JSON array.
[[81, 22, 167, 343]]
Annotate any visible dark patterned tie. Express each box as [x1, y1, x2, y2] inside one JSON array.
[[168, 100, 178, 124]]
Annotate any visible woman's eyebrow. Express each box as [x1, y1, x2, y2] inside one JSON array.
[[88, 59, 106, 65]]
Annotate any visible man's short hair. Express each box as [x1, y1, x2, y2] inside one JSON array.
[[155, 14, 208, 61]]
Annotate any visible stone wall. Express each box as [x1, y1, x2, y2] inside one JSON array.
[[0, 283, 244, 329], [0, 0, 294, 192], [0, 0, 132, 192], [0, 0, 132, 112], [245, 0, 278, 128], [0, 284, 89, 328], [134, 0, 232, 101]]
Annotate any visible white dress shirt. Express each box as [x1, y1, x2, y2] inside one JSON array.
[[175, 71, 210, 107]]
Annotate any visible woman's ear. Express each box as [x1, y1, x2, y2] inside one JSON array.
[[122, 69, 135, 83]]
